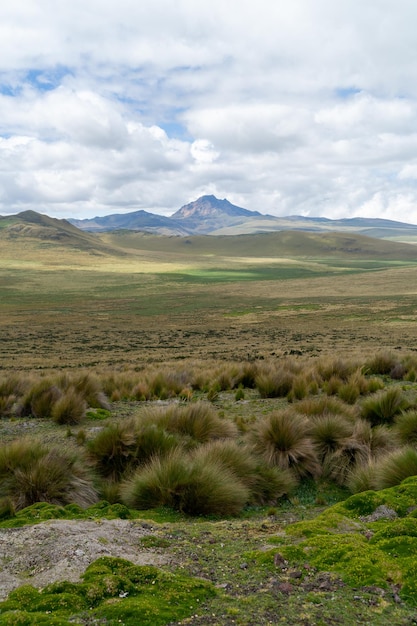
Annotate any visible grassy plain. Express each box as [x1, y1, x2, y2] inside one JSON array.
[[2, 225, 417, 623], [1, 229, 417, 370]]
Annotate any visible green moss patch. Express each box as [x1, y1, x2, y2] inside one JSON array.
[[0, 557, 215, 625], [0, 500, 137, 528], [257, 477, 417, 606]]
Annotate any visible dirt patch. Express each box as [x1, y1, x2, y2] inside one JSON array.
[[0, 518, 167, 599]]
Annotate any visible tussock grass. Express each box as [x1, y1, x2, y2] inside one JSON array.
[[374, 447, 417, 489], [295, 395, 358, 421], [361, 387, 409, 426], [139, 402, 237, 444], [310, 415, 353, 462], [23, 380, 63, 419], [255, 367, 294, 398], [87, 421, 137, 480], [121, 449, 249, 516], [250, 409, 320, 479], [352, 420, 397, 459], [321, 438, 370, 486], [364, 350, 400, 376], [0, 438, 97, 511], [51, 387, 87, 425], [346, 462, 377, 493], [393, 410, 417, 446]]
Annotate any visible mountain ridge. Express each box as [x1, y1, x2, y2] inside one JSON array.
[[3, 195, 417, 241], [69, 194, 417, 238]]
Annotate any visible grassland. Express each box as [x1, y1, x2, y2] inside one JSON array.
[[1, 227, 417, 370], [2, 222, 417, 623]]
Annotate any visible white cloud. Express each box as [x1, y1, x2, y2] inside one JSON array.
[[1, 1, 417, 221]]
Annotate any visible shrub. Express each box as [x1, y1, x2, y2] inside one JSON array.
[[361, 387, 409, 426], [374, 447, 417, 490], [0, 438, 97, 510], [51, 387, 87, 425], [250, 410, 320, 479]]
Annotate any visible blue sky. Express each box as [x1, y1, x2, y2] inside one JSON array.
[[1, 0, 417, 221]]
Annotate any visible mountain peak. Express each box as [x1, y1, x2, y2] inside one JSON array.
[[172, 195, 260, 219]]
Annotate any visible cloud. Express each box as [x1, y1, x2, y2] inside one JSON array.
[[1, 1, 417, 221]]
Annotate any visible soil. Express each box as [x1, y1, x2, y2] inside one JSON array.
[[0, 518, 167, 600]]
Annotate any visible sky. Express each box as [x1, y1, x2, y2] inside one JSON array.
[[2, 1, 417, 222]]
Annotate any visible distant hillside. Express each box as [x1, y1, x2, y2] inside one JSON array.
[[0, 210, 121, 255], [68, 195, 417, 240], [103, 229, 417, 261]]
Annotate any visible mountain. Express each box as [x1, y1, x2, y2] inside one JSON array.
[[67, 195, 417, 240], [70, 209, 190, 236], [4, 196, 417, 242]]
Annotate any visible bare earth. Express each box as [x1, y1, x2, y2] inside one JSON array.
[[0, 519, 167, 600]]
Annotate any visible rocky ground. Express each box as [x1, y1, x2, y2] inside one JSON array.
[[0, 518, 167, 600]]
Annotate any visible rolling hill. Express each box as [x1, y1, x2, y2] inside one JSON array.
[[1, 207, 417, 266]]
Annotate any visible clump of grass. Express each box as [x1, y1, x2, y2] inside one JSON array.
[[309, 415, 353, 463], [295, 395, 358, 421], [51, 387, 87, 425], [346, 461, 377, 493], [364, 350, 399, 376], [121, 449, 249, 516], [393, 410, 417, 446], [321, 438, 370, 486], [250, 464, 298, 505], [255, 367, 294, 398], [139, 402, 237, 444], [72, 371, 111, 409], [287, 374, 310, 402], [361, 387, 409, 426], [22, 379, 63, 418], [87, 420, 137, 480], [249, 409, 320, 479], [315, 356, 359, 383], [0, 437, 97, 511], [374, 447, 417, 489]]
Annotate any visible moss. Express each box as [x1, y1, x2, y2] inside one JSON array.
[[0, 557, 215, 625], [262, 478, 417, 606], [340, 490, 385, 516], [0, 500, 137, 528]]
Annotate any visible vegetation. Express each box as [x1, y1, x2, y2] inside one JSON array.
[[3, 228, 417, 621]]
